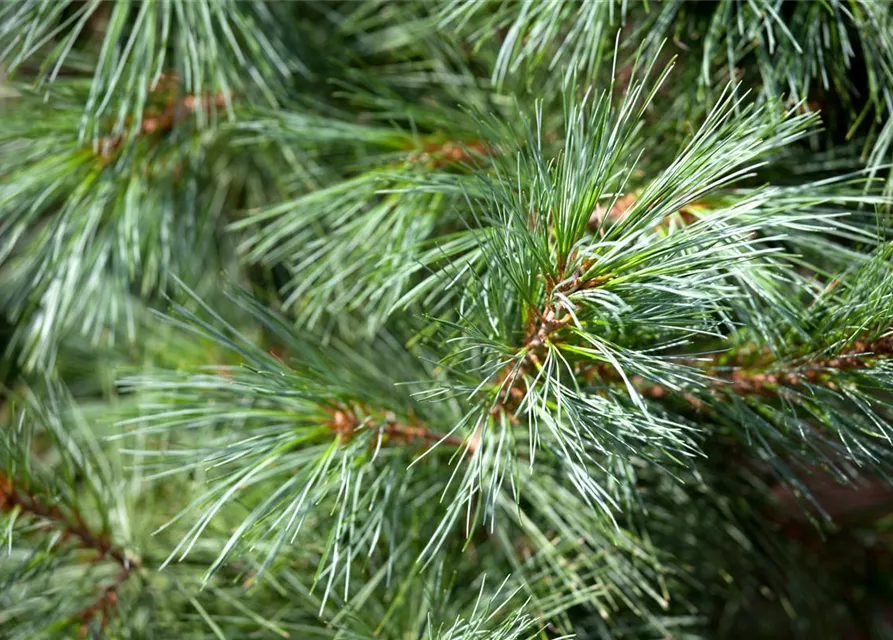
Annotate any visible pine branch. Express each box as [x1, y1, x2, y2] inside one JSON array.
[[724, 335, 893, 395], [0, 0, 297, 137], [0, 474, 127, 566], [96, 82, 231, 158], [6, 3, 893, 636], [438, 0, 623, 86], [0, 473, 139, 632], [588, 333, 893, 400], [407, 138, 494, 169], [491, 264, 614, 420], [0, 78, 264, 371], [324, 403, 473, 452]]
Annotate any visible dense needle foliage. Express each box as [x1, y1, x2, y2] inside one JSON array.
[[2, 1, 893, 638]]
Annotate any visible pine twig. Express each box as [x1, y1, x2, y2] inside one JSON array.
[[97, 83, 229, 158], [324, 404, 472, 452], [493, 263, 613, 418], [724, 335, 893, 395], [0, 473, 139, 632], [407, 138, 492, 168], [270, 346, 477, 454], [586, 334, 893, 403]]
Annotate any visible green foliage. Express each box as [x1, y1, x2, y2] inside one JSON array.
[[3, 1, 893, 639], [0, 0, 298, 136]]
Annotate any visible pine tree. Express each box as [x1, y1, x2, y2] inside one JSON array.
[[2, 1, 893, 638]]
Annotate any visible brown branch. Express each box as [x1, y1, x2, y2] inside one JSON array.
[[581, 334, 893, 405], [406, 138, 494, 168], [76, 565, 132, 637], [324, 404, 474, 453], [97, 75, 229, 159], [491, 260, 614, 419], [260, 346, 478, 456], [724, 335, 893, 396], [0, 473, 139, 631]]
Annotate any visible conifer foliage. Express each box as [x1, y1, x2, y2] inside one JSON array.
[[2, 1, 893, 638]]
